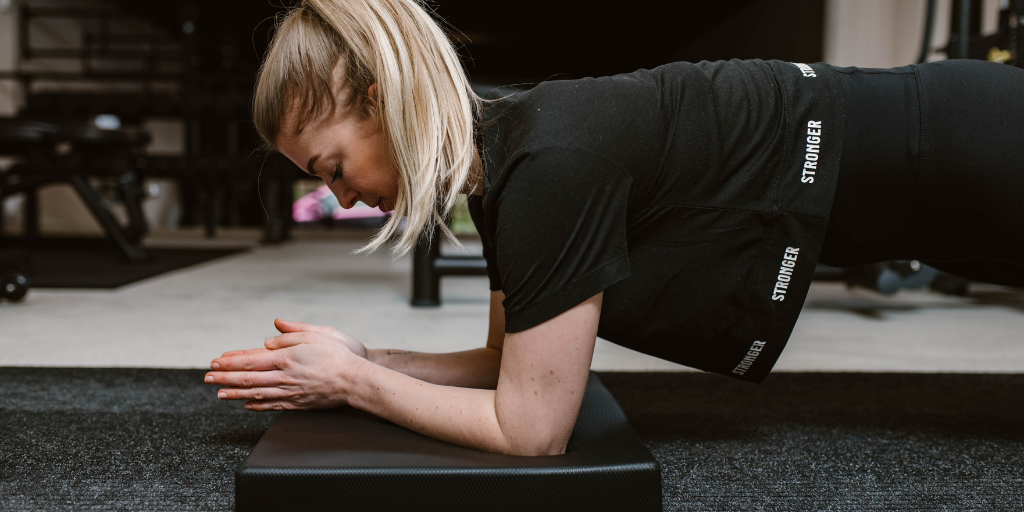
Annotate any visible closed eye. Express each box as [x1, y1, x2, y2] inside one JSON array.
[[331, 164, 343, 184]]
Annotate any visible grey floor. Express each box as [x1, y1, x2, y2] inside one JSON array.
[[1, 228, 1023, 372]]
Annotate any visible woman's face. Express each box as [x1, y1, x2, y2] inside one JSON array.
[[277, 87, 399, 212]]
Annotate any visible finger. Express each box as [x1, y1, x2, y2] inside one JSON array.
[[216, 386, 294, 402], [205, 370, 287, 388], [264, 332, 314, 350], [244, 400, 302, 412], [275, 318, 337, 335], [211, 350, 285, 371], [221, 348, 269, 358]]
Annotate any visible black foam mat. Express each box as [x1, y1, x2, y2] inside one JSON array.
[[0, 237, 246, 288], [235, 372, 662, 512]]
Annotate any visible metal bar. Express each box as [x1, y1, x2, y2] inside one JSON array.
[[411, 232, 442, 306], [411, 220, 489, 305], [960, 0, 972, 58], [24, 189, 39, 239], [68, 174, 147, 262], [434, 257, 488, 276], [0, 71, 183, 80], [19, 5, 30, 61], [118, 172, 149, 242], [918, 0, 937, 63], [26, 48, 182, 59], [23, 7, 127, 19]]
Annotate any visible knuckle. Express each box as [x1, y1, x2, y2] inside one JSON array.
[[243, 357, 254, 370], [241, 374, 252, 387], [252, 388, 264, 400]]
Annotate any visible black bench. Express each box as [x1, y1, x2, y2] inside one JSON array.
[[236, 372, 661, 511], [0, 119, 151, 262]]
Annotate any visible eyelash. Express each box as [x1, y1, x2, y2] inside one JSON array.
[[330, 165, 342, 184]]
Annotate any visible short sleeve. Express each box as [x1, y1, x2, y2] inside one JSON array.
[[467, 195, 503, 291], [494, 147, 633, 332]]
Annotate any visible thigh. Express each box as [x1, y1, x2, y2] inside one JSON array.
[[820, 65, 921, 266], [912, 60, 1024, 262], [822, 60, 1024, 278]]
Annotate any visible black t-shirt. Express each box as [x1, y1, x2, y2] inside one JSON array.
[[469, 59, 847, 382]]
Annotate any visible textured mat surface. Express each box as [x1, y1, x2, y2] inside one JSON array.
[[1, 368, 1022, 511], [0, 368, 276, 511], [599, 372, 1024, 511], [2, 237, 245, 288]]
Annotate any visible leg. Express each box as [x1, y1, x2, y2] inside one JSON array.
[[821, 60, 1024, 287], [912, 60, 1024, 264]]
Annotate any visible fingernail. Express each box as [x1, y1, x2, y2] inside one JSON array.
[[245, 404, 253, 410], [211, 362, 220, 369], [218, 392, 226, 399], [205, 375, 214, 383]]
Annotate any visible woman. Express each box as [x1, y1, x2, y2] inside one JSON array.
[[204, 0, 1024, 455]]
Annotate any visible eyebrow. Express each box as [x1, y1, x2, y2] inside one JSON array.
[[305, 154, 320, 176]]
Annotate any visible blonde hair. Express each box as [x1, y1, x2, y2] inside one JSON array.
[[253, 0, 480, 256]]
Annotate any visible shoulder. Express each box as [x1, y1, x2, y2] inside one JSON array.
[[489, 145, 634, 205]]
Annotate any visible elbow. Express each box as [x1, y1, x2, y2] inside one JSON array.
[[504, 430, 570, 457]]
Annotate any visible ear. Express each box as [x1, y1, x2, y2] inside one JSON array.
[[366, 83, 379, 110], [364, 83, 383, 128]]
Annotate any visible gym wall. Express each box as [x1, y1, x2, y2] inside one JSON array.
[[823, 0, 1003, 68]]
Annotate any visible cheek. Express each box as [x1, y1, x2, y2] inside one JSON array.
[[364, 133, 399, 192]]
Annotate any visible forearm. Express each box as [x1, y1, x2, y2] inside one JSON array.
[[366, 347, 501, 389], [349, 358, 514, 454]]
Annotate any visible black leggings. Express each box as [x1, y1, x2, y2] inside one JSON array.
[[819, 60, 1024, 287]]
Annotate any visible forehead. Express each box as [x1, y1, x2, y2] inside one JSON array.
[[276, 113, 323, 173], [276, 82, 359, 148]]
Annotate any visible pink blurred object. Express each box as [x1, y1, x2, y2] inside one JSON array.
[[293, 184, 388, 222]]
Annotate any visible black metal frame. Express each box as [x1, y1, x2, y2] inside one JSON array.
[[411, 223, 488, 306], [1, 164, 150, 263]]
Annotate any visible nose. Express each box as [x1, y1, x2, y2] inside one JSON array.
[[329, 182, 360, 209]]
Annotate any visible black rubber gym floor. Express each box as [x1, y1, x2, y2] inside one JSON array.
[[1, 368, 1021, 511], [2, 237, 246, 289]]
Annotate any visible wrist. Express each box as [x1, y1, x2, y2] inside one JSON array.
[[365, 348, 385, 366], [345, 355, 382, 412]]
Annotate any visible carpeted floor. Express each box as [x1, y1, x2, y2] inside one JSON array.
[[598, 372, 1024, 511], [1, 368, 1021, 511], [1, 237, 246, 288], [0, 368, 275, 511]]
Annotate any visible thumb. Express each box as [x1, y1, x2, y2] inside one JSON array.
[[275, 318, 337, 335], [275, 318, 306, 333]]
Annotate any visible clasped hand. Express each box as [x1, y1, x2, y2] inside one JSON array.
[[205, 319, 368, 411]]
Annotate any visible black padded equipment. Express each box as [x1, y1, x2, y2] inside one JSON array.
[[236, 372, 661, 512]]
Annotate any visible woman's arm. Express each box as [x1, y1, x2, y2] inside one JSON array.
[[366, 291, 507, 389], [206, 292, 600, 456]]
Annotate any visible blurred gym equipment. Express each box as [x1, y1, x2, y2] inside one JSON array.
[[0, 2, 303, 246], [0, 250, 30, 302], [0, 119, 151, 262]]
